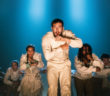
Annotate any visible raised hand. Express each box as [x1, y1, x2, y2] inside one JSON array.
[[55, 36, 64, 41], [86, 54, 93, 61]]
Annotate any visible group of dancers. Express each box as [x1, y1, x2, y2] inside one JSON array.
[[3, 19, 110, 96]]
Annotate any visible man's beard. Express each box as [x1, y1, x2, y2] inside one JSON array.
[[53, 31, 63, 37]]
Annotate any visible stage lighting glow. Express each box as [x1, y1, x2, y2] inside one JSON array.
[[70, 0, 85, 22], [29, 0, 45, 20]]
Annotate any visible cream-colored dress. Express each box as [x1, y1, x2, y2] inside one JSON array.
[[20, 67, 43, 96], [19, 52, 44, 96]]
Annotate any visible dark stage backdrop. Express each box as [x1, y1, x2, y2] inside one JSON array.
[[0, 0, 110, 95]]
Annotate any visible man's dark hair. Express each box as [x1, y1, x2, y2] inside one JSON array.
[[51, 19, 64, 27], [11, 60, 19, 66], [78, 43, 92, 62], [101, 54, 110, 60], [26, 45, 35, 51]]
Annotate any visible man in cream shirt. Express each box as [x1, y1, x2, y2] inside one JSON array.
[[4, 60, 21, 96], [42, 19, 83, 96]]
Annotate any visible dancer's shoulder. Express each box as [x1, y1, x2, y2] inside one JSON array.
[[42, 32, 53, 40]]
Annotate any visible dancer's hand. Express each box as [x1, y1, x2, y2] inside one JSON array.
[[86, 54, 93, 61], [55, 36, 64, 41], [60, 44, 69, 50], [83, 58, 88, 64]]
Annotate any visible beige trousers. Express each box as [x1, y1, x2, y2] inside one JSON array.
[[47, 60, 71, 96]]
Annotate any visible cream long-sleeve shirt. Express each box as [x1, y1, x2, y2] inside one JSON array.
[[74, 54, 104, 80], [95, 68, 110, 78], [20, 52, 44, 71], [42, 30, 83, 64], [94, 66, 110, 88], [4, 67, 20, 86]]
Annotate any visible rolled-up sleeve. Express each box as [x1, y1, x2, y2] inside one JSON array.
[[63, 30, 83, 48], [70, 38, 83, 48]]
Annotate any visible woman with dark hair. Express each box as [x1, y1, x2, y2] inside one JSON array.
[[74, 43, 103, 96]]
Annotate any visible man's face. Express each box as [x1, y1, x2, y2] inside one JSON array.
[[102, 58, 109, 65], [12, 62, 18, 71], [51, 22, 64, 37], [27, 47, 35, 58]]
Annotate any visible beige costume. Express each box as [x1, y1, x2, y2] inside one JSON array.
[[4, 67, 20, 85], [95, 67, 110, 88], [74, 54, 104, 80], [19, 52, 44, 96], [4, 67, 21, 96], [42, 30, 83, 96]]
